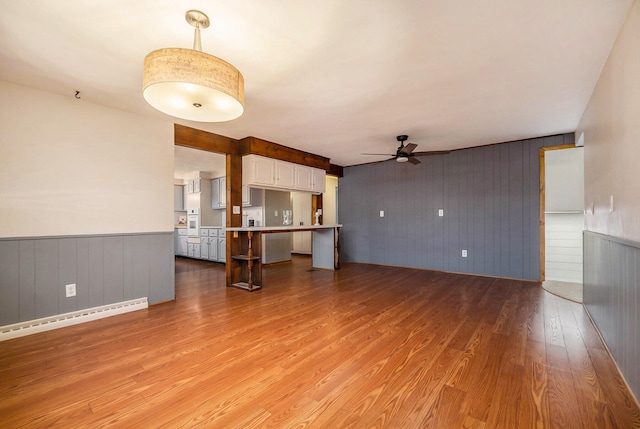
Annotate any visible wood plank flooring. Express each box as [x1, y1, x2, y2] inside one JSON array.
[[1, 256, 639, 428]]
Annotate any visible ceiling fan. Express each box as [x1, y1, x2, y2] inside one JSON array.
[[363, 135, 449, 164]]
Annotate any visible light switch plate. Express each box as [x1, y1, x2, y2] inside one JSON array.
[[380, 210, 384, 217], [438, 209, 444, 217], [232, 205, 240, 214]]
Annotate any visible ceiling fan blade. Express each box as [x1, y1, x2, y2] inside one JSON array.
[[408, 157, 421, 165], [399, 143, 418, 155], [413, 150, 451, 156]]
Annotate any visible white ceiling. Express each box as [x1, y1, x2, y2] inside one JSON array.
[[0, 1, 632, 168]]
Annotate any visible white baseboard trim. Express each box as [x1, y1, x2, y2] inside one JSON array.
[[0, 297, 148, 342]]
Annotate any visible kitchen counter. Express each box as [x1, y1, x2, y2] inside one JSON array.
[[226, 225, 341, 291], [226, 224, 342, 233]]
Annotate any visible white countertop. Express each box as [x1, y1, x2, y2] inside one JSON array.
[[226, 224, 342, 232]]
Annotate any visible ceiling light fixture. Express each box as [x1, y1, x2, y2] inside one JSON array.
[[143, 10, 244, 122]]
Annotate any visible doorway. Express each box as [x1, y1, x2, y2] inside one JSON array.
[[539, 145, 584, 302]]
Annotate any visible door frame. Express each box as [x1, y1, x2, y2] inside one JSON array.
[[539, 143, 577, 282]]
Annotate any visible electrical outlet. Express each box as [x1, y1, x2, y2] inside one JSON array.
[[65, 283, 76, 297], [380, 210, 384, 217], [438, 209, 444, 217], [462, 250, 467, 258], [275, 210, 278, 216]]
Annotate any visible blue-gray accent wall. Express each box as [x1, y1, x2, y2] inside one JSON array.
[[338, 134, 574, 281], [0, 232, 175, 326], [584, 230, 640, 400]]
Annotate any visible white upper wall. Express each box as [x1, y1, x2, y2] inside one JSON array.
[[577, 1, 640, 242], [0, 81, 174, 237]]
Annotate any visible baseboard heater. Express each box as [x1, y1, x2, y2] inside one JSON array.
[[0, 297, 148, 342]]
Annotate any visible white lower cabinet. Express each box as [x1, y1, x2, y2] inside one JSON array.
[[208, 228, 219, 261], [177, 237, 188, 256], [179, 228, 225, 263], [200, 237, 209, 259], [187, 243, 201, 259], [175, 228, 188, 256], [218, 237, 226, 263], [208, 238, 219, 261]]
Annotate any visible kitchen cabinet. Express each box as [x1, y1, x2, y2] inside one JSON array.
[[275, 161, 295, 188], [175, 228, 188, 256], [211, 176, 226, 208], [243, 154, 326, 194], [218, 237, 226, 263], [218, 229, 226, 262], [311, 168, 326, 193], [201, 228, 220, 262], [187, 178, 201, 194], [211, 178, 220, 209], [187, 243, 201, 259], [200, 229, 210, 260], [177, 227, 224, 262], [243, 155, 275, 186], [207, 229, 219, 261], [174, 185, 186, 211], [242, 184, 250, 206], [294, 165, 312, 191], [242, 185, 262, 207], [218, 176, 226, 207], [200, 236, 209, 259]]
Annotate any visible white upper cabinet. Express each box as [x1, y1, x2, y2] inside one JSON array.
[[218, 176, 226, 208], [311, 168, 326, 193], [294, 165, 313, 191], [244, 155, 275, 186], [186, 178, 201, 194], [275, 161, 295, 188], [243, 154, 326, 194]]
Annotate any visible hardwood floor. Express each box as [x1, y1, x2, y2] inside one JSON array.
[[1, 256, 639, 428]]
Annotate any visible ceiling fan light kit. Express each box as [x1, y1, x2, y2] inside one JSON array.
[[362, 134, 451, 165], [143, 10, 244, 122]]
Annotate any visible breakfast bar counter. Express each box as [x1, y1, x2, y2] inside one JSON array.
[[226, 225, 341, 291]]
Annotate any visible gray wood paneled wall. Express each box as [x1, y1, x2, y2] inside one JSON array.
[[338, 134, 574, 281], [0, 232, 175, 326], [584, 230, 640, 400]]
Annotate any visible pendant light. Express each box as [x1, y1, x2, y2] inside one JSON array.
[[143, 10, 244, 122]]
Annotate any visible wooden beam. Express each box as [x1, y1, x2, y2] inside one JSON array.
[[328, 164, 344, 178], [174, 124, 242, 154], [240, 136, 330, 171], [225, 153, 243, 287]]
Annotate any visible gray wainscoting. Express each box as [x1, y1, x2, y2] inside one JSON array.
[[0, 232, 175, 326], [338, 134, 574, 281], [584, 230, 640, 400]]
